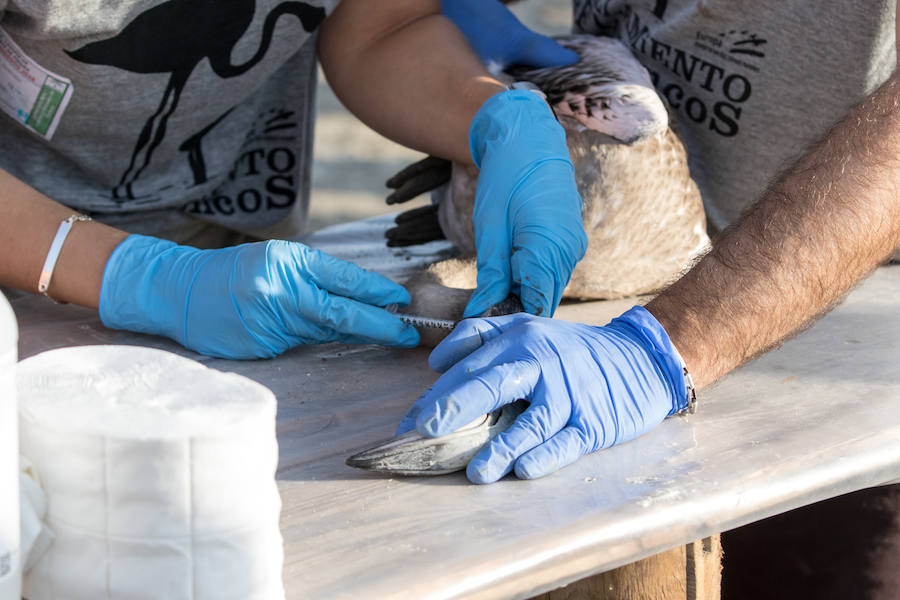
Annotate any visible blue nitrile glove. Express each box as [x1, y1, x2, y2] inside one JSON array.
[[465, 90, 587, 318], [397, 306, 689, 483], [442, 0, 579, 68], [99, 235, 419, 359]]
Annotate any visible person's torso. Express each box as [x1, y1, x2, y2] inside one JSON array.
[[573, 0, 897, 230], [0, 0, 337, 236]]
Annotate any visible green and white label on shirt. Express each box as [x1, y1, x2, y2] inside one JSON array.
[[0, 27, 73, 140]]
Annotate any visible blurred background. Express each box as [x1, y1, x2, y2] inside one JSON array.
[[307, 0, 573, 232]]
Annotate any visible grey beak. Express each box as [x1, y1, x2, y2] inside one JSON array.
[[346, 400, 528, 476]]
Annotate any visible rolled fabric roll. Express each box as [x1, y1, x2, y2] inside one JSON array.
[[16, 346, 283, 600], [19, 457, 54, 573]]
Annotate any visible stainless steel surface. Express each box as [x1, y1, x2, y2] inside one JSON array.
[[12, 257, 900, 599]]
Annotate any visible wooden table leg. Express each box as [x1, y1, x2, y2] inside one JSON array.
[[532, 535, 722, 600]]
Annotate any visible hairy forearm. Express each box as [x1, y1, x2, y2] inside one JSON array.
[[317, 0, 504, 165], [0, 169, 127, 307], [647, 72, 900, 389]]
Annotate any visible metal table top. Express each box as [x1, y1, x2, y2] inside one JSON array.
[[11, 222, 900, 599]]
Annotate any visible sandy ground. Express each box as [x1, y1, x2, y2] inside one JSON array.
[[306, 0, 573, 232]]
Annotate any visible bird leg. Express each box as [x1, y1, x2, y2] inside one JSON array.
[[400, 257, 476, 348], [385, 156, 452, 205], [385, 204, 447, 247]]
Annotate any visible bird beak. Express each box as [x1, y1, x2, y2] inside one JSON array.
[[345, 400, 528, 476]]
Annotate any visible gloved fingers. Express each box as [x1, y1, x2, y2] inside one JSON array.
[[519, 285, 553, 319], [428, 313, 531, 372], [466, 399, 565, 484], [288, 243, 412, 307], [510, 243, 562, 317], [227, 311, 339, 358], [442, 0, 578, 69], [442, 0, 522, 66], [463, 279, 510, 319], [508, 164, 587, 248], [510, 188, 589, 311], [327, 328, 421, 349], [395, 402, 422, 435], [416, 359, 541, 437], [464, 256, 514, 317], [399, 318, 526, 436], [300, 291, 419, 347], [465, 212, 511, 317], [513, 425, 591, 480], [512, 34, 580, 68]]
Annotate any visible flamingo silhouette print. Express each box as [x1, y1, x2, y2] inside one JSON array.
[[66, 0, 325, 200]]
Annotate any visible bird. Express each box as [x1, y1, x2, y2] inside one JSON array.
[[348, 33, 708, 476], [385, 34, 709, 348], [66, 0, 325, 200]]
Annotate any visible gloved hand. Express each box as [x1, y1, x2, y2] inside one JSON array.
[[465, 90, 587, 318], [99, 235, 419, 359], [442, 0, 579, 69], [397, 306, 690, 483]]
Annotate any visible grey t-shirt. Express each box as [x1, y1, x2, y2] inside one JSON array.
[[573, 0, 896, 232], [0, 0, 337, 239]]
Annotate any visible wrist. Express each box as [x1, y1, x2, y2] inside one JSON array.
[[643, 292, 714, 389], [468, 89, 569, 168], [99, 234, 195, 343], [607, 305, 692, 415], [36, 218, 128, 309], [38, 214, 92, 302]]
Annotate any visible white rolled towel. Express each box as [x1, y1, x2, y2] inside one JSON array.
[[16, 346, 284, 600], [19, 456, 54, 573]]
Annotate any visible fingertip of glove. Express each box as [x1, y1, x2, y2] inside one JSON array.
[[387, 285, 412, 307], [396, 326, 420, 348], [520, 37, 580, 68], [380, 321, 419, 348], [467, 441, 519, 483], [519, 286, 552, 318], [555, 47, 581, 67], [361, 277, 410, 308], [395, 419, 415, 436], [466, 460, 499, 485], [427, 325, 484, 372], [463, 292, 494, 319], [513, 455, 551, 480], [462, 305, 484, 320], [426, 350, 452, 373]]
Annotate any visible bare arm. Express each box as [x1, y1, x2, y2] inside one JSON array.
[[647, 63, 900, 388], [0, 169, 127, 307], [3, 0, 490, 308], [1, 4, 494, 309], [317, 0, 505, 165]]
